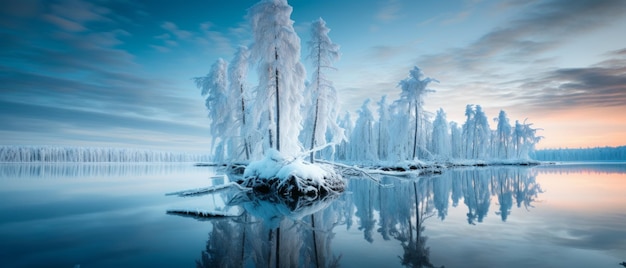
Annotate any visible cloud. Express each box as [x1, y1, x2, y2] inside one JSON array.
[[515, 50, 626, 111], [420, 0, 626, 74], [0, 100, 211, 152], [161, 21, 192, 39], [0, 0, 210, 150], [376, 0, 402, 22]]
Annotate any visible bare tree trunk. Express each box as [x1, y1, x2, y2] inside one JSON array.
[[309, 45, 322, 163], [311, 214, 320, 268], [240, 213, 247, 267], [413, 103, 419, 160], [310, 99, 320, 163], [275, 48, 281, 152], [241, 84, 250, 160], [276, 227, 281, 268]]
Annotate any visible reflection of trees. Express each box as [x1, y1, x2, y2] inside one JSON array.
[[351, 167, 542, 267], [175, 167, 543, 267], [461, 169, 491, 224], [354, 179, 376, 242], [193, 192, 344, 268], [397, 179, 440, 268]]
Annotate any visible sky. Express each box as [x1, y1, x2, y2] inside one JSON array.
[[1, 0, 625, 153]]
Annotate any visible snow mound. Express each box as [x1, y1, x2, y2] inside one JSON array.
[[241, 149, 345, 199]]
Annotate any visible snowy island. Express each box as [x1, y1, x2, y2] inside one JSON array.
[[167, 0, 543, 219]]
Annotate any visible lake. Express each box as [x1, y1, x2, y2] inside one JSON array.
[[0, 162, 625, 267]]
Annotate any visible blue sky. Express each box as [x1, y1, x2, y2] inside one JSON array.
[[1, 0, 625, 153]]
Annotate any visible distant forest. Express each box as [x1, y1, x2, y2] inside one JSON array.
[[533, 146, 626, 161]]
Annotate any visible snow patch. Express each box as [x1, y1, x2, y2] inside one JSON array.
[[241, 149, 345, 199]]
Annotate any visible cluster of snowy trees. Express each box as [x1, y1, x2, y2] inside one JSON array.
[[0, 146, 211, 162], [534, 146, 626, 161], [333, 75, 542, 163], [195, 0, 342, 163], [195, 0, 541, 164]]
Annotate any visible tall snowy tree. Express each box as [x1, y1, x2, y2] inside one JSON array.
[[336, 111, 353, 161], [228, 46, 252, 160], [376, 95, 391, 160], [431, 108, 451, 159], [350, 99, 376, 161], [305, 17, 344, 162], [398, 66, 437, 160], [450, 122, 462, 159], [513, 119, 542, 159], [473, 105, 490, 159], [248, 0, 306, 156], [194, 58, 232, 161], [494, 110, 512, 159], [461, 104, 475, 159]]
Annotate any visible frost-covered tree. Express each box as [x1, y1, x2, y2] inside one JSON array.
[[387, 102, 411, 161], [350, 99, 376, 161], [450, 122, 462, 159], [194, 58, 233, 161], [376, 95, 391, 161], [473, 105, 490, 159], [398, 66, 437, 160], [304, 17, 344, 162], [461, 105, 475, 159], [430, 108, 450, 159], [335, 112, 353, 161], [462, 105, 490, 159], [513, 119, 542, 159], [248, 0, 306, 156], [228, 46, 252, 160], [494, 110, 512, 159]]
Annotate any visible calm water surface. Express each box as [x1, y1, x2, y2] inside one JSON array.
[[0, 162, 625, 267]]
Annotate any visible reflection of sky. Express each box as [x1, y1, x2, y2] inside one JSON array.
[[425, 164, 626, 268], [1, 164, 625, 267], [1, 0, 626, 151]]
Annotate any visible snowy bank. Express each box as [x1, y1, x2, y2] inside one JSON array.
[[240, 149, 345, 200]]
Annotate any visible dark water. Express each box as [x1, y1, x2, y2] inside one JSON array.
[[0, 162, 625, 268]]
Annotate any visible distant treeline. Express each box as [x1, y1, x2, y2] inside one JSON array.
[[0, 146, 212, 162], [533, 146, 626, 161]]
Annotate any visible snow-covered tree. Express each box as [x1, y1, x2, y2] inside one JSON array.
[[304, 17, 344, 162], [450, 122, 462, 159], [430, 108, 450, 159], [462, 105, 490, 159], [194, 58, 232, 161], [461, 104, 475, 159], [376, 95, 391, 161], [228, 46, 252, 160], [473, 105, 490, 159], [248, 0, 307, 157], [513, 119, 542, 159], [350, 99, 376, 161], [398, 66, 437, 160], [494, 110, 512, 159]]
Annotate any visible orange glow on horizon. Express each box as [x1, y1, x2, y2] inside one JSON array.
[[528, 106, 626, 149], [536, 171, 626, 212]]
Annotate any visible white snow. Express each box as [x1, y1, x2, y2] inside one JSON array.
[[243, 149, 337, 187]]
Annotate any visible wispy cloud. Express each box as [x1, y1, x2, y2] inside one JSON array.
[[376, 0, 402, 22], [516, 49, 626, 111], [161, 21, 192, 39], [0, 0, 209, 150], [421, 0, 626, 74]]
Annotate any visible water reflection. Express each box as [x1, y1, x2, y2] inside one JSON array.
[[0, 163, 196, 178], [537, 162, 626, 174], [192, 192, 342, 268], [173, 167, 542, 267]]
